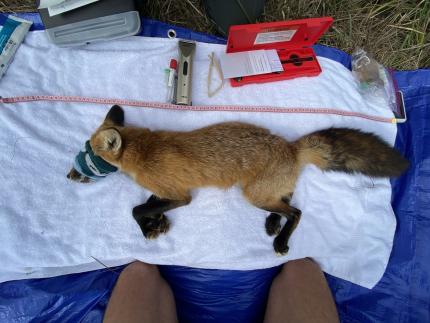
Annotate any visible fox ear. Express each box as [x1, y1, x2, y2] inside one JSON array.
[[98, 128, 122, 152], [104, 105, 124, 126]]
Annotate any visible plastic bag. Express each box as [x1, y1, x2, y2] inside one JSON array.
[[351, 48, 402, 120]]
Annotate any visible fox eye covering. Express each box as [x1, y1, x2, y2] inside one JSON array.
[[73, 141, 118, 180]]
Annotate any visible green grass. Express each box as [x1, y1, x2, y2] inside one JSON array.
[[262, 0, 430, 69], [2, 0, 429, 69]]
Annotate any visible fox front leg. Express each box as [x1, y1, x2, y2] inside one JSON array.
[[132, 194, 191, 239], [132, 195, 171, 240], [134, 213, 170, 240]]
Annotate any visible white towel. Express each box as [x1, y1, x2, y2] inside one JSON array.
[[0, 32, 397, 288]]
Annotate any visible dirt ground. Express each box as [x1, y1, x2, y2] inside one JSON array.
[[2, 0, 429, 69]]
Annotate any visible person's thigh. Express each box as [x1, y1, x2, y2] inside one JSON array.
[[264, 258, 339, 323], [103, 262, 178, 323]]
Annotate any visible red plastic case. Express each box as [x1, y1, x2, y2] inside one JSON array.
[[226, 17, 333, 87]]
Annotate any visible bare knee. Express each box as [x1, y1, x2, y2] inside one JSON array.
[[282, 258, 320, 275], [120, 261, 160, 281], [264, 258, 339, 323], [273, 258, 325, 296], [104, 262, 178, 323]]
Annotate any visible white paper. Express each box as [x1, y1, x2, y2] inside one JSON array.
[[254, 29, 297, 45], [37, 0, 64, 9], [219, 49, 283, 79], [266, 49, 284, 72], [47, 0, 100, 16]]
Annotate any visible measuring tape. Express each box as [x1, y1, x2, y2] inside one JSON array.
[[0, 94, 396, 123]]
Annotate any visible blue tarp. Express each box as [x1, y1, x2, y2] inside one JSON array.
[[1, 13, 429, 323]]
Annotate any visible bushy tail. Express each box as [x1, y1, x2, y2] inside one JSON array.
[[296, 128, 409, 177]]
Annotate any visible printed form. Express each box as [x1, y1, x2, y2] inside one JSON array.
[[219, 49, 283, 79]]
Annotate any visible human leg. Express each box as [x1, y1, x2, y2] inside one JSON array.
[[264, 258, 339, 323], [103, 262, 178, 323]]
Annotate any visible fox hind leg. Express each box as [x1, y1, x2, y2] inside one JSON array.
[[265, 213, 282, 236], [273, 208, 301, 255], [243, 183, 301, 255], [264, 194, 300, 237], [262, 197, 301, 255]]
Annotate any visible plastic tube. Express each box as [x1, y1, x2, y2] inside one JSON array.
[[0, 16, 33, 79]]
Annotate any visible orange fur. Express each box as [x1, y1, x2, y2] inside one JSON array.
[[90, 106, 408, 210], [85, 105, 408, 253]]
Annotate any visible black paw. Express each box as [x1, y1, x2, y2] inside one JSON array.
[[289, 207, 302, 218], [265, 213, 281, 236], [273, 236, 289, 256], [138, 214, 170, 240], [146, 194, 159, 204]]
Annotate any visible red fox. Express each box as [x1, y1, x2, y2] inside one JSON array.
[[68, 105, 408, 255]]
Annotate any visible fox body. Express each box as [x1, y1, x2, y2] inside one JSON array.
[[68, 105, 408, 254]]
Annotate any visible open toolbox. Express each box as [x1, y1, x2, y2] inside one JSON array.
[[226, 17, 333, 87]]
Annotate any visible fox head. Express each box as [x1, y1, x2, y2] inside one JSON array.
[[67, 105, 124, 183], [89, 105, 125, 164]]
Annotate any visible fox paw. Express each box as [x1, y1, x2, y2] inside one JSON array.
[[139, 214, 170, 240], [289, 207, 302, 218], [273, 236, 289, 256], [265, 213, 281, 236]]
